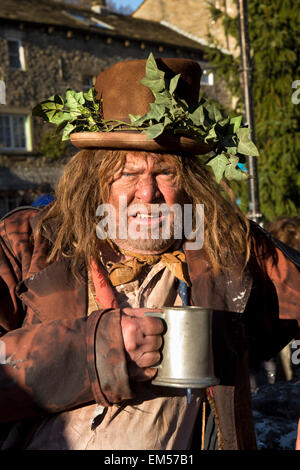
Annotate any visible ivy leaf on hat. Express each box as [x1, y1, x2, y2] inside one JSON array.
[[32, 94, 70, 126], [225, 155, 249, 181], [145, 123, 165, 139], [207, 153, 229, 183], [236, 128, 259, 156], [169, 74, 181, 95], [140, 53, 166, 93]]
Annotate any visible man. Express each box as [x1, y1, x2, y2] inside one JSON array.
[[0, 56, 299, 450]]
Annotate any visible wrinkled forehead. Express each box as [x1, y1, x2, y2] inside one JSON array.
[[124, 151, 177, 170]]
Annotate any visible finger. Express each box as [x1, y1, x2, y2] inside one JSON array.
[[135, 368, 157, 382], [135, 351, 161, 368], [125, 335, 162, 364], [132, 336, 162, 357], [139, 317, 164, 336], [129, 366, 157, 382], [142, 334, 163, 350]]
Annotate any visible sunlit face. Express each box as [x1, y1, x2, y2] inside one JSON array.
[[107, 151, 187, 254]]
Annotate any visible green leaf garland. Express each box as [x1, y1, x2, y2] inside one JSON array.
[[32, 53, 259, 182]]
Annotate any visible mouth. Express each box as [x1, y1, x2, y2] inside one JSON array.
[[128, 212, 163, 226]]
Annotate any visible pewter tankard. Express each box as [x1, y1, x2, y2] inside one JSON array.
[[145, 306, 219, 389]]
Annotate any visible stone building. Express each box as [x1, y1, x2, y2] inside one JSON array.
[[0, 0, 230, 216], [133, 0, 238, 56]]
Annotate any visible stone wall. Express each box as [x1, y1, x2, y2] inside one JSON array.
[[134, 0, 238, 55], [201, 72, 232, 110], [0, 154, 65, 190], [0, 153, 66, 216]]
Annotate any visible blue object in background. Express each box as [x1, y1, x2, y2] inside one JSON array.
[[235, 163, 248, 207], [237, 162, 248, 172], [32, 194, 55, 207]]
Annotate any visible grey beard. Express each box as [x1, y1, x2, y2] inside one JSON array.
[[113, 236, 176, 253], [111, 220, 181, 253]]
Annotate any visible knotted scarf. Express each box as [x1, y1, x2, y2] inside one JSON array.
[[106, 248, 191, 287]]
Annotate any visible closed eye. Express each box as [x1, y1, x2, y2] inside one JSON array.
[[121, 170, 139, 177], [157, 171, 176, 179]]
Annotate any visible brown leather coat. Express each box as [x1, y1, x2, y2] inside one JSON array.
[[0, 208, 299, 450]]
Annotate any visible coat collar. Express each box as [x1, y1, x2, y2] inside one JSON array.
[[30, 205, 57, 244]]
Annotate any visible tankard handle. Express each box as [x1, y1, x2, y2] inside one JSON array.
[[143, 311, 165, 369]]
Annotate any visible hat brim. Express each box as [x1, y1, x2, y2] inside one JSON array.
[[70, 132, 215, 155]]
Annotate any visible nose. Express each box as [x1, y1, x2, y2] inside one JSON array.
[[135, 175, 162, 203]]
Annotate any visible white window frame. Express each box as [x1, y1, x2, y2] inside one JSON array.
[[200, 69, 214, 86], [0, 114, 32, 151], [198, 61, 214, 87], [7, 38, 26, 71]]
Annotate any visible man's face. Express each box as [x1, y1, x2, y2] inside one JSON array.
[[107, 151, 187, 254]]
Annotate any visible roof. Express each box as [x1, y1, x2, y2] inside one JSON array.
[[0, 0, 206, 53]]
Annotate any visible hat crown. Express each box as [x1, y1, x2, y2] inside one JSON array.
[[95, 57, 202, 122]]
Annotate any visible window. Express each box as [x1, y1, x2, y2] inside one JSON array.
[[0, 114, 31, 151], [198, 61, 214, 86], [7, 39, 25, 70], [200, 69, 214, 86]]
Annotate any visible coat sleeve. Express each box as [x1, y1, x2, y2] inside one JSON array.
[[0, 211, 132, 423]]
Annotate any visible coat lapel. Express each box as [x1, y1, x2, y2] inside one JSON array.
[[184, 244, 253, 313]]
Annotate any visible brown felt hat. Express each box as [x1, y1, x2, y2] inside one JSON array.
[[70, 57, 214, 154]]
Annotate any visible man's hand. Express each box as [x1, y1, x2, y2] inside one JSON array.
[[121, 308, 164, 382]]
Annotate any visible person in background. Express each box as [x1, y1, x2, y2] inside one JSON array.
[[19, 188, 35, 207], [32, 182, 55, 208], [249, 216, 300, 391], [266, 216, 300, 382], [266, 217, 300, 252], [266, 217, 300, 451]]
